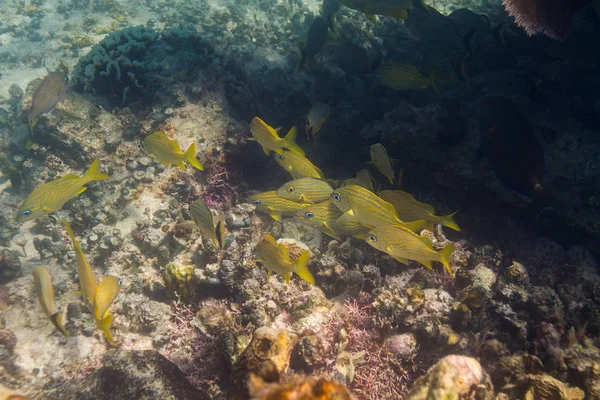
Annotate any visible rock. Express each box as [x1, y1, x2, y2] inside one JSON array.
[[524, 374, 584, 400], [229, 327, 298, 400], [0, 249, 21, 283], [406, 355, 492, 400], [248, 374, 356, 400], [40, 350, 207, 399]]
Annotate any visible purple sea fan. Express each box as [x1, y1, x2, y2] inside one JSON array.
[[502, 0, 588, 40]]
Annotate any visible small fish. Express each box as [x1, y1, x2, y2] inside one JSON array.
[[295, 200, 343, 239], [62, 218, 120, 345], [340, 169, 377, 191], [378, 190, 460, 231], [338, 0, 427, 20], [365, 224, 455, 275], [276, 178, 333, 203], [62, 218, 97, 310], [141, 131, 203, 171], [94, 276, 122, 346], [249, 117, 305, 156], [27, 71, 69, 134], [255, 233, 314, 284], [298, 16, 330, 71], [274, 150, 325, 180], [306, 102, 331, 138], [321, 0, 341, 32], [250, 191, 312, 222], [376, 61, 440, 95], [370, 143, 395, 185], [330, 185, 427, 232], [32, 266, 69, 337], [17, 158, 109, 223], [177, 199, 226, 249]]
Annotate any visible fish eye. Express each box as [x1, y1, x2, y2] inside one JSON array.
[[305, 212, 314, 220], [63, 75, 69, 82], [368, 234, 377, 242], [288, 187, 295, 193], [277, 154, 284, 160], [117, 279, 123, 286], [20, 210, 31, 216], [333, 193, 341, 202], [140, 141, 145, 149], [253, 200, 261, 205]]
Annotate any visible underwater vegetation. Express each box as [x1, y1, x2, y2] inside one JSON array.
[[1, 0, 600, 398]]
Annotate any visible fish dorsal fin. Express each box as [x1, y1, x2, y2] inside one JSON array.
[[62, 173, 80, 180], [315, 166, 325, 178], [382, 199, 399, 219]]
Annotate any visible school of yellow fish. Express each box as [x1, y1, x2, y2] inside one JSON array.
[[249, 117, 459, 279]]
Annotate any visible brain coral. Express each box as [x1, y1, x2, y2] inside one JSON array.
[[71, 25, 159, 103]]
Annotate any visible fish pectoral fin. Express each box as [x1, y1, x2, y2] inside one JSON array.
[[283, 272, 290, 284], [270, 213, 283, 222], [262, 147, 272, 156]]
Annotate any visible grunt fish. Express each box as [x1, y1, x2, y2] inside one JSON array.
[[17, 158, 109, 223], [255, 234, 314, 284], [306, 102, 331, 138], [298, 16, 330, 71], [332, 212, 370, 238], [376, 61, 440, 95], [62, 218, 120, 345], [177, 199, 226, 249], [249, 117, 305, 156], [274, 150, 324, 180], [250, 191, 312, 222], [94, 275, 122, 346], [365, 224, 455, 275], [378, 190, 460, 231], [32, 266, 69, 337], [340, 169, 377, 192], [369, 143, 395, 185], [295, 200, 343, 239], [276, 178, 333, 203], [330, 184, 427, 232], [28, 71, 69, 134], [141, 131, 203, 171]]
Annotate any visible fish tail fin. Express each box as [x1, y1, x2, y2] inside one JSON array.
[[184, 143, 204, 171], [293, 250, 314, 284], [438, 242, 456, 276], [50, 312, 69, 337], [283, 126, 305, 156], [441, 210, 461, 231], [97, 314, 118, 346], [215, 220, 226, 249], [426, 71, 441, 96], [84, 158, 109, 182]]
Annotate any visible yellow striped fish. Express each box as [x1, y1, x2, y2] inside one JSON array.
[[306, 102, 331, 138], [250, 191, 311, 222], [376, 61, 440, 95], [17, 158, 109, 222], [274, 150, 324, 179], [330, 185, 427, 232], [370, 143, 395, 185], [295, 201, 343, 239], [94, 276, 122, 346], [255, 234, 314, 284], [249, 117, 305, 156], [142, 131, 203, 171], [332, 213, 370, 238], [62, 218, 120, 345], [378, 190, 460, 231], [340, 169, 376, 191], [32, 266, 68, 337], [365, 224, 455, 275], [177, 199, 226, 248], [276, 178, 333, 203], [28, 71, 69, 134]]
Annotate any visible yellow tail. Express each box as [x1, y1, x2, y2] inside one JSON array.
[[184, 143, 204, 171], [96, 314, 117, 346], [84, 158, 110, 182], [283, 126, 305, 156], [293, 250, 314, 284], [440, 210, 460, 231], [61, 218, 78, 248], [438, 242, 456, 276], [50, 312, 69, 337]]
